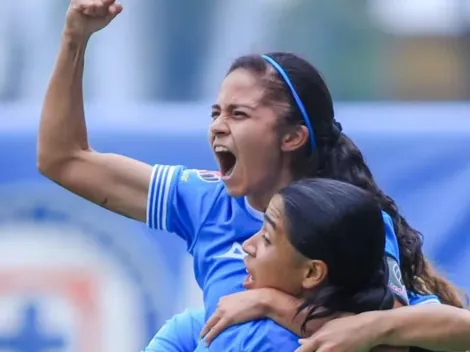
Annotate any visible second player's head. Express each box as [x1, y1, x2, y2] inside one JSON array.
[[242, 178, 393, 328], [209, 52, 339, 209]]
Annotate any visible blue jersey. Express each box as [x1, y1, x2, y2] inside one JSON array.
[[146, 165, 439, 351], [195, 320, 299, 352], [147, 166, 262, 319], [143, 308, 204, 352]]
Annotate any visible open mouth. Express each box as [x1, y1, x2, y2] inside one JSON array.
[[243, 268, 255, 288], [214, 147, 237, 177]]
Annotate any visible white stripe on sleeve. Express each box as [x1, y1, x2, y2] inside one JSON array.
[[146, 164, 179, 231]]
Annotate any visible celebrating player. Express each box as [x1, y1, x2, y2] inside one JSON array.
[[38, 1, 470, 352]]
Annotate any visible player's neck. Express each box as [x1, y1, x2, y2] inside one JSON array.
[[246, 193, 271, 212], [247, 171, 293, 212]]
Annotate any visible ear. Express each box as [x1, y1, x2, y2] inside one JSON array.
[[302, 260, 327, 290], [281, 125, 309, 152]]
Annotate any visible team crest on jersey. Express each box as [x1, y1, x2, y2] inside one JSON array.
[[0, 185, 171, 352], [386, 256, 409, 305], [195, 170, 221, 183]]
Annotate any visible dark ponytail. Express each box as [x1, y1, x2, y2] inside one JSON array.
[[317, 133, 466, 307]]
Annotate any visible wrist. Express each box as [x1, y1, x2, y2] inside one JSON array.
[[361, 310, 397, 347], [257, 288, 275, 317], [61, 29, 91, 47]]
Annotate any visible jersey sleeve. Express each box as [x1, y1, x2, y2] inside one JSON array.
[[382, 211, 400, 262], [146, 165, 221, 248], [142, 308, 204, 352], [382, 211, 409, 305], [409, 292, 441, 305], [381, 212, 441, 306]]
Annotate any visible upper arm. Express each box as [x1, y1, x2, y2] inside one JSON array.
[[39, 150, 153, 222], [146, 167, 221, 247]]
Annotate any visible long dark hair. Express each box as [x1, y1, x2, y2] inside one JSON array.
[[228, 52, 464, 307], [279, 178, 394, 331]]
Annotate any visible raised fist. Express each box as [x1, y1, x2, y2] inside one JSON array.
[[65, 0, 123, 39]]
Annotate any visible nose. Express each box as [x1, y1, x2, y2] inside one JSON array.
[[210, 115, 230, 138], [242, 236, 256, 257]]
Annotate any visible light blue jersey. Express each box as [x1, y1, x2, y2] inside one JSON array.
[[195, 320, 300, 352], [147, 166, 263, 319], [146, 165, 439, 351], [143, 308, 204, 352]]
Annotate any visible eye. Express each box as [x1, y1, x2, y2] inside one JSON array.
[[233, 110, 248, 119], [262, 232, 271, 246], [211, 110, 220, 120]]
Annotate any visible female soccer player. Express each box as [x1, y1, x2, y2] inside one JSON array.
[[38, 1, 470, 352], [194, 178, 398, 351]]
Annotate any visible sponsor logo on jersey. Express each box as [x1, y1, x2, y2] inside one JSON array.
[[195, 170, 221, 183]]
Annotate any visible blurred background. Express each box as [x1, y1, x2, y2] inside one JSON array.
[[0, 0, 469, 351]]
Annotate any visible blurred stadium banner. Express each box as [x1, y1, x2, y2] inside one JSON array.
[[0, 102, 469, 351]]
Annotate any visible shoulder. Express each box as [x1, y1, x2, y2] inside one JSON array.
[[177, 169, 226, 200], [408, 292, 441, 305], [145, 308, 205, 352], [147, 166, 228, 236], [172, 307, 205, 327], [180, 169, 223, 185], [150, 166, 224, 193], [381, 211, 400, 262]]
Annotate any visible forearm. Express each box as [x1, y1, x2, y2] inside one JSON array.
[[263, 289, 331, 337], [371, 305, 470, 351], [38, 31, 90, 169]]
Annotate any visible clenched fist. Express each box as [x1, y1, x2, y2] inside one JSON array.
[[65, 0, 123, 39]]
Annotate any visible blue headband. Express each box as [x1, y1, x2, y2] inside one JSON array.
[[261, 54, 316, 150]]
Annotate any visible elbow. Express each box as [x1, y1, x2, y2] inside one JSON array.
[[36, 148, 76, 181], [37, 146, 51, 176], [36, 150, 63, 179], [37, 136, 58, 177], [37, 140, 91, 179]]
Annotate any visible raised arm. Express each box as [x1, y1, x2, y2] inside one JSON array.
[[37, 0, 152, 222]]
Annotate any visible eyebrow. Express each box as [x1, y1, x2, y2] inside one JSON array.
[[264, 214, 276, 230], [211, 103, 254, 110]]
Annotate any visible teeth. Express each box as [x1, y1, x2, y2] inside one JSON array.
[[214, 146, 230, 152]]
